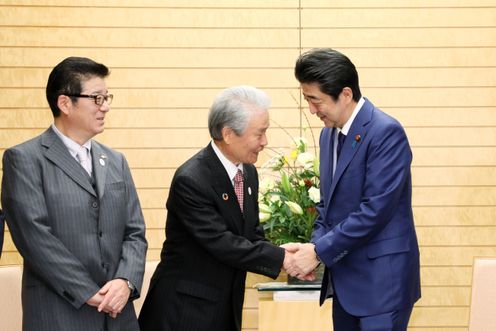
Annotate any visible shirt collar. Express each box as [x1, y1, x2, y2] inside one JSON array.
[[51, 124, 92, 158], [211, 140, 243, 183], [339, 97, 365, 136]]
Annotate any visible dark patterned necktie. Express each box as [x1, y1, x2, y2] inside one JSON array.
[[337, 132, 346, 158], [234, 169, 244, 212]]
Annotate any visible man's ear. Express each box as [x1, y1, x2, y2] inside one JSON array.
[[222, 126, 234, 144], [57, 95, 72, 115], [341, 87, 353, 103]]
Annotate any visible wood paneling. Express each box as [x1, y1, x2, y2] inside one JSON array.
[[414, 206, 496, 226], [0, 47, 300, 68], [1, 1, 495, 330], [0, 7, 299, 28], [0, 27, 299, 48], [301, 8, 496, 27], [301, 28, 496, 48], [301, 0, 495, 7], [0, 0, 298, 8], [0, 68, 298, 88]]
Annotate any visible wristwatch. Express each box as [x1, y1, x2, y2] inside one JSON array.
[[126, 280, 135, 293]]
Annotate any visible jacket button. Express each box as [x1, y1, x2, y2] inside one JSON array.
[[92, 202, 98, 208], [99, 231, 103, 237]]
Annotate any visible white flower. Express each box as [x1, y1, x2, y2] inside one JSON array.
[[308, 186, 320, 203], [259, 212, 271, 223], [269, 194, 281, 204], [285, 201, 304, 215], [259, 203, 272, 214], [290, 137, 308, 150], [296, 152, 315, 169], [259, 177, 275, 194]]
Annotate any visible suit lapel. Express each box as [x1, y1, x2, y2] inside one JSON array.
[[42, 128, 97, 197], [204, 144, 244, 234], [91, 142, 107, 199], [327, 100, 373, 206], [241, 164, 257, 234], [321, 128, 336, 203]]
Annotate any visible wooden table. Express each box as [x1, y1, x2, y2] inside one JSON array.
[[256, 282, 333, 331]]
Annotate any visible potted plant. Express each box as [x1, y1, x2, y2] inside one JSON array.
[[258, 134, 323, 284]]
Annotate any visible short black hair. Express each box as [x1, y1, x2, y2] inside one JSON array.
[[295, 48, 361, 102], [46, 57, 110, 117]]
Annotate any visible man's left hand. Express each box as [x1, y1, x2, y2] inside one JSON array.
[[97, 278, 131, 318]]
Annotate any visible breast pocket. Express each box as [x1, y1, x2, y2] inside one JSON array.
[[105, 181, 125, 191]]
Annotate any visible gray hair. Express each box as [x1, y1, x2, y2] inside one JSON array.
[[208, 85, 271, 140]]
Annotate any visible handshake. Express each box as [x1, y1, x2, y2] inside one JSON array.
[[281, 243, 321, 281]]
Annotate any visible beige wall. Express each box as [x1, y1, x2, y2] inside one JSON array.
[[1, 1, 495, 330]]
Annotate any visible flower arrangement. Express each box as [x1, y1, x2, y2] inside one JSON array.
[[258, 136, 320, 245]]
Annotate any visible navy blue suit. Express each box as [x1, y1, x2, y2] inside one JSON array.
[[313, 99, 421, 321]]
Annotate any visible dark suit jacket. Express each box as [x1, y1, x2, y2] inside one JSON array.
[[1, 127, 147, 331], [139, 143, 284, 331], [313, 99, 421, 316], [0, 209, 4, 258]]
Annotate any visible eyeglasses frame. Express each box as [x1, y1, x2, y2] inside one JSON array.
[[65, 93, 113, 106]]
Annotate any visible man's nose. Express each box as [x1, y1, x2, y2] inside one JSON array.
[[100, 102, 110, 112], [308, 103, 318, 114], [261, 134, 268, 147]]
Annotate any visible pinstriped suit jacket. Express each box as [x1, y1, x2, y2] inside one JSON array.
[[1, 127, 147, 331]]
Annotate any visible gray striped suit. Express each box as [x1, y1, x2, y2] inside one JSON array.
[[1, 127, 147, 331]]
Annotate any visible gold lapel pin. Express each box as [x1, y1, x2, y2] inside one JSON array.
[[222, 193, 229, 201]]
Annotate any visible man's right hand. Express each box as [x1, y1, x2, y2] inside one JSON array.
[[86, 292, 116, 317]]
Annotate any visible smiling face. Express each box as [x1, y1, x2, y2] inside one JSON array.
[[301, 82, 355, 128], [223, 109, 269, 165], [56, 76, 110, 145]]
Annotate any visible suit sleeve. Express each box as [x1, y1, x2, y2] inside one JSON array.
[[1, 148, 100, 308], [315, 122, 413, 266], [113, 156, 147, 299], [168, 173, 284, 279], [246, 166, 271, 244]]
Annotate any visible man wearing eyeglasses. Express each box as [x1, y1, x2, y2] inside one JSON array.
[[1, 57, 147, 331]]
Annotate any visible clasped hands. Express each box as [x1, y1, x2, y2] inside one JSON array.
[[281, 243, 320, 281], [86, 278, 131, 318]]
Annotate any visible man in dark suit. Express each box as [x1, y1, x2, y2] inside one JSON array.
[[138, 86, 293, 331], [0, 209, 4, 258], [284, 49, 421, 330], [1, 57, 147, 331]]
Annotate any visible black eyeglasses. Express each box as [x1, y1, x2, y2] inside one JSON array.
[[66, 93, 113, 106]]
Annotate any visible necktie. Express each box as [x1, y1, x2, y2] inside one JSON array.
[[76, 147, 92, 176], [234, 169, 244, 212], [337, 132, 346, 159]]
